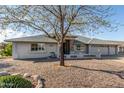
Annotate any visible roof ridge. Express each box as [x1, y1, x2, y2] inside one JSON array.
[[87, 38, 94, 44]]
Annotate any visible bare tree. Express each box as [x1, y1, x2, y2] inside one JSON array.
[[0, 5, 117, 66]]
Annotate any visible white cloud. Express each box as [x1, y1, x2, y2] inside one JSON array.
[[0, 29, 43, 42], [0, 29, 25, 42]]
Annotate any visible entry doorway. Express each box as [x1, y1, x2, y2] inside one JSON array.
[[63, 40, 70, 54]]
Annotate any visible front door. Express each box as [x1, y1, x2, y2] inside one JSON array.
[[63, 40, 70, 54]]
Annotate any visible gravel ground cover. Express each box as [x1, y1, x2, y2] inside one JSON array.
[[1, 58, 124, 88]]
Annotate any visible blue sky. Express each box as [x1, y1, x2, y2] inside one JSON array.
[[87, 5, 124, 41], [0, 5, 124, 42]]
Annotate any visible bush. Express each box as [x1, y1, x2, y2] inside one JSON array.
[[0, 43, 12, 57], [0, 75, 32, 88]]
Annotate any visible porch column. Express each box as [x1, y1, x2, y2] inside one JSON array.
[[86, 44, 89, 54], [70, 40, 74, 54], [108, 45, 110, 55], [115, 45, 118, 55], [57, 43, 60, 58]]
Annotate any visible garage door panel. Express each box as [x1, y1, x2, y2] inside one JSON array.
[[90, 46, 108, 55], [89, 45, 116, 55], [109, 47, 116, 55]]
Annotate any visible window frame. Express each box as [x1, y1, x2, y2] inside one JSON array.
[[31, 43, 45, 52]]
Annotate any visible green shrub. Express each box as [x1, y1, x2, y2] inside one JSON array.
[[0, 43, 12, 57], [0, 75, 32, 88], [3, 43, 12, 56]]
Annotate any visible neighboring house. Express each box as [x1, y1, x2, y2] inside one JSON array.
[[5, 35, 124, 59]]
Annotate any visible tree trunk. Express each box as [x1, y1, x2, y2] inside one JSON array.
[[60, 40, 65, 66], [59, 6, 65, 66]]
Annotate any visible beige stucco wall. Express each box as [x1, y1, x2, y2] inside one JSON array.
[[12, 42, 58, 59], [12, 41, 117, 59]]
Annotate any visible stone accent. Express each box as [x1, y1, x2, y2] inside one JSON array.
[[30, 74, 44, 88], [0, 71, 10, 76], [35, 79, 43, 88], [11, 73, 21, 76], [23, 73, 31, 78], [31, 75, 41, 81]]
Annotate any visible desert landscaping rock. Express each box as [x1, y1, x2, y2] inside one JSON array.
[[11, 73, 21, 76], [23, 73, 31, 78], [37, 79, 42, 84], [35, 84, 43, 88], [31, 75, 41, 81], [2, 58, 124, 87], [0, 71, 10, 76], [35, 79, 43, 88]]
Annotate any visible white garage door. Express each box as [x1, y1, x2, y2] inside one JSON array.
[[89, 46, 108, 55], [109, 46, 116, 55], [99, 47, 108, 55]]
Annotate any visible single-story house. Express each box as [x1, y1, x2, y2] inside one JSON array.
[[5, 35, 124, 59]]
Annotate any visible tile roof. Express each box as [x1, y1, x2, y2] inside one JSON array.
[[5, 35, 122, 45], [5, 35, 57, 43], [76, 36, 119, 45]]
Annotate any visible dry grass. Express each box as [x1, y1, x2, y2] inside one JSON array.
[[1, 58, 124, 88]]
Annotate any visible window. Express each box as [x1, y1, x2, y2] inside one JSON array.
[[76, 45, 81, 50], [31, 43, 45, 51], [75, 44, 86, 52]]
